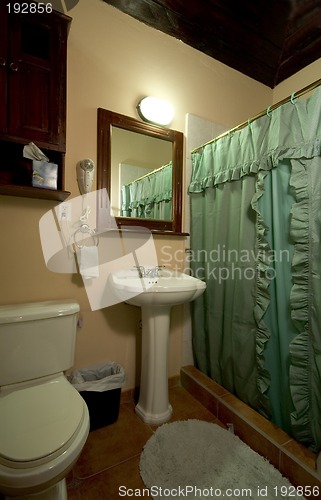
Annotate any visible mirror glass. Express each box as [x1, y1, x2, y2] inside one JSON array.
[[97, 108, 184, 233], [112, 127, 172, 219]]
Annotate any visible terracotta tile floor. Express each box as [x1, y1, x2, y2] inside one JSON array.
[[67, 385, 224, 499]]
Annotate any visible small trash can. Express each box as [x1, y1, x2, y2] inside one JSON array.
[[68, 361, 125, 431]]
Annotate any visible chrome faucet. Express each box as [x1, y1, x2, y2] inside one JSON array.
[[133, 265, 164, 278]]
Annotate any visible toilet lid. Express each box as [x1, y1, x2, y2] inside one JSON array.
[[0, 378, 84, 463]]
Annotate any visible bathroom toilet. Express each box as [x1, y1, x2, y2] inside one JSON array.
[[0, 300, 90, 499]]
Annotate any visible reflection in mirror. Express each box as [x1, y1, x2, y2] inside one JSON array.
[[97, 108, 184, 233], [112, 128, 172, 219]]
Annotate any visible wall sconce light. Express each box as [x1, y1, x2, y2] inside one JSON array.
[[136, 96, 174, 126]]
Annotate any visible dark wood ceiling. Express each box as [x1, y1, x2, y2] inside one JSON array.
[[102, 0, 321, 88]]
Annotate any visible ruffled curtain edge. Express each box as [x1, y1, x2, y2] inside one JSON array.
[[189, 138, 321, 194], [250, 171, 272, 419], [288, 161, 314, 448]]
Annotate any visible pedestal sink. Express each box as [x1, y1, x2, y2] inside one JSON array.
[[110, 268, 206, 424]]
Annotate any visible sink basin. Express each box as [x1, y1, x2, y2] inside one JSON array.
[[110, 267, 206, 424], [110, 269, 206, 306]]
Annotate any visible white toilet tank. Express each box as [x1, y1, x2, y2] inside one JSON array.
[[0, 300, 80, 386]]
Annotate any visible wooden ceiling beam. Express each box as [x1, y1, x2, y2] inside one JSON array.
[[102, 0, 321, 88]]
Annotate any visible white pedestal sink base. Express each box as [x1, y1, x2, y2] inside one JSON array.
[[135, 305, 173, 424], [135, 402, 173, 424], [110, 269, 206, 424]]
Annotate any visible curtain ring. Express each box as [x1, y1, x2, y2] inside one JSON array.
[[291, 92, 296, 104], [266, 106, 272, 117], [247, 117, 251, 127]]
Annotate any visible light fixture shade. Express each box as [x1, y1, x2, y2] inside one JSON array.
[[137, 97, 174, 126]]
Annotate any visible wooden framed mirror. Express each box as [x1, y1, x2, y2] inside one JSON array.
[[97, 108, 184, 233]]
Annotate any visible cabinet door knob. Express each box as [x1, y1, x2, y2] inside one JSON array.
[[0, 57, 6, 67], [10, 62, 18, 72]]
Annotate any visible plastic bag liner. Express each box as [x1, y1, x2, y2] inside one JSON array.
[[68, 362, 125, 431], [67, 361, 125, 392]]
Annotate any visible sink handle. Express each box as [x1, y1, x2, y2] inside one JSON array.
[[132, 265, 165, 278], [155, 265, 165, 275], [147, 265, 165, 278], [133, 265, 145, 277]]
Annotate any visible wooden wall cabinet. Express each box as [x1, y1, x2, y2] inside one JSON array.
[[0, 4, 71, 200]]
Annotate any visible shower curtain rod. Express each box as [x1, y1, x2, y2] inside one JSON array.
[[127, 161, 171, 184], [192, 77, 321, 154]]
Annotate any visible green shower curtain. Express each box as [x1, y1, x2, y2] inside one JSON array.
[[121, 162, 172, 219], [189, 87, 321, 451]]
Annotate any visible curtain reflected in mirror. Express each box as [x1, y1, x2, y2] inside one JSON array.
[[111, 127, 172, 219], [121, 162, 172, 219]]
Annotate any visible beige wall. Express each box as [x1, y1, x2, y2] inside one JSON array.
[[1, 0, 320, 390], [272, 59, 321, 104]]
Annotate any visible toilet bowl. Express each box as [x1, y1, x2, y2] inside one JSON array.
[[0, 301, 90, 499], [0, 375, 89, 499]]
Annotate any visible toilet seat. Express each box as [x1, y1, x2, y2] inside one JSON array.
[[0, 376, 84, 467]]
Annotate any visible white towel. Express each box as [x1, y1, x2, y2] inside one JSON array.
[[79, 246, 99, 279]]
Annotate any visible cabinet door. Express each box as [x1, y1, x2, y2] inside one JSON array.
[[0, 5, 8, 133], [8, 13, 68, 149]]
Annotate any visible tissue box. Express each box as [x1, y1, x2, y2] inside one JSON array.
[[32, 160, 58, 190]]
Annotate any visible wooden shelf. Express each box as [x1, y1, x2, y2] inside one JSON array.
[[0, 184, 70, 201]]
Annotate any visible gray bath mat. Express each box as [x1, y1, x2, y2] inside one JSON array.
[[140, 419, 307, 499]]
